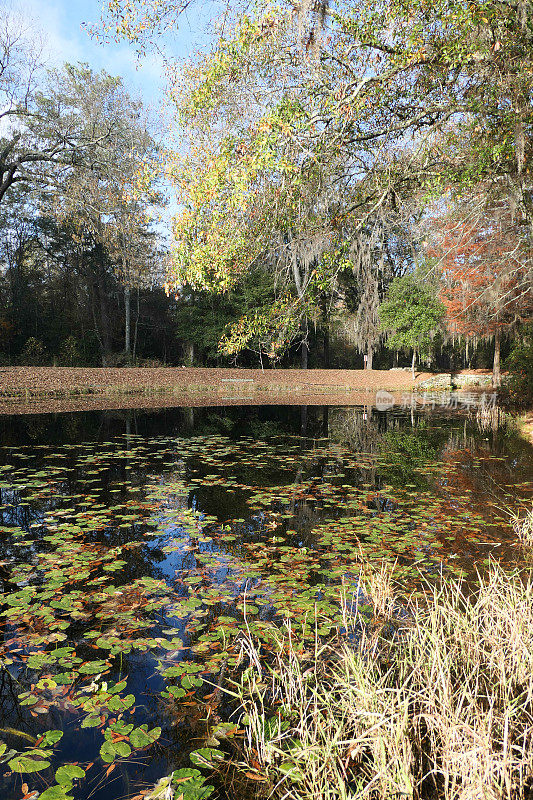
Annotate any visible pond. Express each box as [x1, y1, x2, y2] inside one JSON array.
[[0, 402, 531, 800]]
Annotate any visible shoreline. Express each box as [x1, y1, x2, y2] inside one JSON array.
[[0, 366, 494, 402]]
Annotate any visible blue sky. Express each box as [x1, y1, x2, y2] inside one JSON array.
[[2, 0, 216, 230], [11, 0, 212, 114]]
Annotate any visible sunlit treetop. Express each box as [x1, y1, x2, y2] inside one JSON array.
[[94, 0, 533, 359], [89, 0, 195, 53]]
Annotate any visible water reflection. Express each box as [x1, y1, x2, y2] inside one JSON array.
[[0, 403, 530, 800]]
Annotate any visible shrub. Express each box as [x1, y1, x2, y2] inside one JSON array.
[[139, 357, 166, 368], [58, 336, 82, 366], [505, 325, 533, 406], [19, 337, 48, 366]]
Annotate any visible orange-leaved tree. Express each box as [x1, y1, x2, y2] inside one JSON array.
[[428, 194, 533, 386]]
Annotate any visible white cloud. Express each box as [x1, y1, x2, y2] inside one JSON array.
[[7, 0, 165, 107], [10, 0, 84, 68]]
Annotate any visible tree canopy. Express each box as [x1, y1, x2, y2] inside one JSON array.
[[379, 273, 445, 376], [1, 0, 532, 375], [153, 0, 533, 363]]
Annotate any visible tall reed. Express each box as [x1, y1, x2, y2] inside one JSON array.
[[231, 560, 533, 799]]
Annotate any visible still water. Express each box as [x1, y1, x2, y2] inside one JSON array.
[[0, 404, 531, 800]]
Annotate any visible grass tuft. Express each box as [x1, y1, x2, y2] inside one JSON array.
[[230, 565, 533, 800], [513, 508, 533, 548]]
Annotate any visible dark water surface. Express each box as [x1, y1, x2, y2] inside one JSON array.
[[0, 404, 531, 800]]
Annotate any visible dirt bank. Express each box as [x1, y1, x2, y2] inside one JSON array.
[[0, 367, 497, 415], [0, 366, 431, 397], [0, 365, 496, 394]]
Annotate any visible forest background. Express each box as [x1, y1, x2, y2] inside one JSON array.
[[1, 0, 532, 392]]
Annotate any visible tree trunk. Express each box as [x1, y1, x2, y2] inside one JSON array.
[[133, 289, 140, 359], [493, 329, 501, 387], [301, 338, 309, 369], [367, 348, 373, 370], [184, 341, 194, 366], [124, 285, 131, 356], [95, 251, 112, 366], [323, 326, 330, 368], [321, 293, 330, 368], [411, 349, 416, 380]]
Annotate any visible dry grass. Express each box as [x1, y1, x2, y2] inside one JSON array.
[[230, 558, 533, 800], [512, 508, 533, 548]]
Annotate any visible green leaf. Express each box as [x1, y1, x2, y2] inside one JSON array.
[[108, 679, 128, 694], [129, 728, 151, 748], [110, 721, 133, 736], [171, 768, 215, 800], [9, 754, 51, 773], [39, 787, 74, 800], [40, 730, 64, 746], [100, 739, 131, 762], [114, 741, 132, 758], [278, 760, 304, 782], [165, 685, 186, 699], [78, 660, 108, 674], [99, 741, 116, 763], [130, 725, 161, 749], [189, 747, 224, 768], [110, 693, 135, 710], [81, 715, 101, 728], [55, 764, 85, 784]]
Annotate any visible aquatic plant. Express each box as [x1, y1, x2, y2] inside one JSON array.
[[0, 412, 530, 799]]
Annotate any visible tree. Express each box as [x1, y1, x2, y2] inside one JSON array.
[[0, 9, 132, 207], [506, 324, 533, 406], [429, 191, 533, 386], [169, 85, 351, 364], [0, 4, 45, 203], [167, 4, 434, 364], [379, 272, 445, 377], [49, 64, 162, 361], [172, 266, 279, 367], [103, 0, 533, 348]]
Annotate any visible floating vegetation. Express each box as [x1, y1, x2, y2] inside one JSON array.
[[0, 406, 530, 799]]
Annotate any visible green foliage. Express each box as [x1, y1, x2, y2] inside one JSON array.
[[173, 267, 280, 364], [159, 0, 533, 362], [379, 274, 445, 358], [505, 325, 533, 407], [39, 787, 74, 800], [219, 295, 302, 362], [58, 336, 82, 366], [170, 768, 214, 800], [20, 337, 48, 366], [189, 747, 224, 768], [55, 764, 85, 784], [8, 754, 51, 772]]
